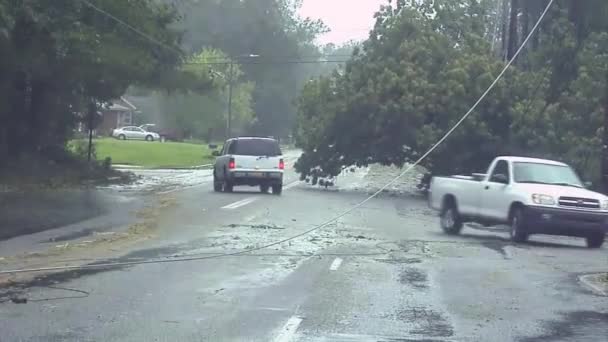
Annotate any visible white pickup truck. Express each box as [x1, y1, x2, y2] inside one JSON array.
[[212, 137, 284, 195], [429, 156, 607, 248]]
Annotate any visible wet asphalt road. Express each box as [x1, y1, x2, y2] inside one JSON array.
[[1, 163, 607, 341]]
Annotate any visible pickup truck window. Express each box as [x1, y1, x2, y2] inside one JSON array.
[[489, 160, 510, 183], [513, 162, 582, 187]]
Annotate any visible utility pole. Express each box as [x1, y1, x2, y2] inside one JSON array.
[[87, 101, 96, 163], [227, 61, 234, 139], [212, 54, 258, 139], [602, 73, 608, 194]]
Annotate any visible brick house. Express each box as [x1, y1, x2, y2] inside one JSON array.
[[97, 97, 138, 136]]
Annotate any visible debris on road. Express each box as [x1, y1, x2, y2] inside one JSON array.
[[580, 273, 608, 296]]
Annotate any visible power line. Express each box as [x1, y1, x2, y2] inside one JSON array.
[[80, 0, 356, 64], [200, 54, 355, 61], [184, 60, 351, 66], [0, 0, 555, 276], [80, 0, 353, 65], [79, 0, 182, 54]]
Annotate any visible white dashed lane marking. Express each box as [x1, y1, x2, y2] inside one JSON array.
[[272, 316, 303, 342], [283, 181, 301, 190], [220, 181, 300, 210], [329, 258, 343, 271], [221, 197, 258, 209]]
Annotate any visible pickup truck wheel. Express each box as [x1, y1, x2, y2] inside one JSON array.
[[586, 233, 605, 249], [224, 181, 234, 193], [271, 184, 283, 195], [510, 208, 529, 243], [440, 203, 463, 235]]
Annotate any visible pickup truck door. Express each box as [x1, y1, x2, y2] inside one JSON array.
[[457, 180, 485, 218], [480, 159, 512, 221]]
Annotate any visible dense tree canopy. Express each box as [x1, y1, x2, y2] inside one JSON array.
[[294, 0, 608, 190], [0, 0, 207, 161]]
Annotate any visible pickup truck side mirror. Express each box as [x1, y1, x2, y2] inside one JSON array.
[[211, 150, 220, 157], [493, 174, 509, 184]]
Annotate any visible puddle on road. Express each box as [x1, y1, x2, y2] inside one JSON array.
[[396, 307, 455, 338], [520, 311, 608, 342], [399, 267, 428, 290], [479, 241, 510, 259], [46, 228, 104, 243], [375, 257, 422, 265]]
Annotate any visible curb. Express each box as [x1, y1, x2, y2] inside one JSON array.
[[579, 274, 608, 296], [113, 164, 213, 171]]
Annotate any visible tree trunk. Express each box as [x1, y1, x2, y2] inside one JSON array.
[[507, 0, 519, 60], [28, 79, 46, 154], [522, 1, 530, 42], [501, 0, 510, 60], [7, 70, 28, 158]]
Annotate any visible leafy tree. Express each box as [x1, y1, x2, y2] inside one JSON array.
[[163, 0, 328, 137], [149, 48, 255, 140], [294, 0, 608, 192], [295, 0, 523, 178], [0, 0, 197, 162]]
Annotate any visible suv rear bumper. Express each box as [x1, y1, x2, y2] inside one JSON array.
[[524, 206, 608, 237], [227, 170, 283, 186]]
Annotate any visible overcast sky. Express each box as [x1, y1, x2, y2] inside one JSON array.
[[298, 0, 386, 45]]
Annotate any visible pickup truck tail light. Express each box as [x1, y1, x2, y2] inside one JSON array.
[[279, 159, 285, 170], [228, 158, 236, 170]]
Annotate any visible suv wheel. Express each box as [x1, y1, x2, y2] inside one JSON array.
[[586, 233, 605, 249], [510, 208, 529, 243], [271, 184, 282, 195], [213, 172, 222, 192], [440, 200, 463, 235]]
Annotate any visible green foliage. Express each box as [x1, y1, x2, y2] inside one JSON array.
[[102, 156, 112, 171], [166, 0, 329, 137], [0, 0, 188, 163], [294, 0, 608, 188], [69, 139, 97, 161], [156, 47, 255, 140]]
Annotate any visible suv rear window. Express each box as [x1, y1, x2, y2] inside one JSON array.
[[231, 139, 281, 156]]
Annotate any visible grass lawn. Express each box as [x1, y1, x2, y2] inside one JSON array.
[[91, 138, 215, 168]]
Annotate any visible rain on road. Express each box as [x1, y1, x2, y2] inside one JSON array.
[[1, 160, 607, 342]]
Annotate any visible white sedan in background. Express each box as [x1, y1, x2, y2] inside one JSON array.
[[112, 126, 160, 141]]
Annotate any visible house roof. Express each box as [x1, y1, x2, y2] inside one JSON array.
[[103, 97, 138, 112]]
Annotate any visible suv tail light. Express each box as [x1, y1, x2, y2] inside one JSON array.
[[228, 158, 236, 169], [279, 159, 285, 170]]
